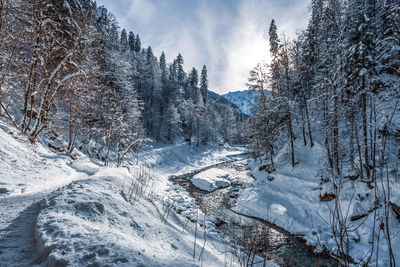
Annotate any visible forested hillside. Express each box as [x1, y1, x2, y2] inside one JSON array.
[[0, 0, 245, 167], [249, 0, 399, 175], [222, 90, 260, 115], [246, 0, 399, 265]]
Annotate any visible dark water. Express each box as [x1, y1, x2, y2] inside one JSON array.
[[170, 158, 339, 267]]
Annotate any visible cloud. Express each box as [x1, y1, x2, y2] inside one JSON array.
[[127, 0, 156, 24], [218, 0, 310, 93], [95, 0, 310, 94]]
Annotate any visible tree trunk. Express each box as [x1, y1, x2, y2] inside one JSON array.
[[355, 126, 364, 181], [67, 104, 74, 152], [301, 103, 307, 146], [304, 95, 314, 147], [333, 86, 340, 175], [22, 18, 43, 132], [104, 131, 112, 166], [361, 92, 370, 179], [288, 114, 295, 168]]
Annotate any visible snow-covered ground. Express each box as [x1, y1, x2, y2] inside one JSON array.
[[0, 122, 90, 196], [35, 167, 233, 266], [232, 139, 400, 266], [0, 121, 98, 265], [124, 142, 246, 196], [1, 121, 276, 266]]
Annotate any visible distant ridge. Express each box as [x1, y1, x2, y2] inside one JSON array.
[[222, 90, 257, 115]]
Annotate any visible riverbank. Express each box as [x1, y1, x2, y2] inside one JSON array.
[[232, 139, 400, 266], [171, 158, 338, 266]]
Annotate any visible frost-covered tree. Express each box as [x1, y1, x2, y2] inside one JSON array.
[[128, 31, 135, 53], [134, 34, 141, 53], [200, 65, 208, 105]]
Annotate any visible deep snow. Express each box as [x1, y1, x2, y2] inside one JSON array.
[[35, 168, 236, 266], [1, 122, 276, 266], [0, 121, 89, 196]]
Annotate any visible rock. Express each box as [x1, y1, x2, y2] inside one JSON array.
[[0, 188, 10, 195], [344, 169, 360, 180], [350, 214, 368, 221], [320, 193, 337, 202], [391, 202, 400, 223]]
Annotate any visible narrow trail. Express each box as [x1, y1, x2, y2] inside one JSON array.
[[0, 193, 46, 266], [0, 168, 89, 266]]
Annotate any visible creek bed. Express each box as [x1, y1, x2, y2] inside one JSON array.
[[170, 158, 338, 266]]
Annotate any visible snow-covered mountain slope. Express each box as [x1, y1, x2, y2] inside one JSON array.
[[222, 90, 258, 115], [206, 90, 245, 117]]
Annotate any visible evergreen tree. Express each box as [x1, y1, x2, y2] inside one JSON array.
[[189, 67, 199, 88], [120, 28, 128, 52], [128, 31, 135, 52], [134, 34, 141, 53], [200, 65, 208, 105], [159, 52, 167, 85], [176, 53, 185, 83]]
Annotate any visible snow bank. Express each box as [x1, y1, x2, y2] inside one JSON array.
[[191, 168, 232, 192], [35, 169, 240, 266], [0, 122, 88, 195], [233, 139, 400, 265], [70, 157, 99, 175]]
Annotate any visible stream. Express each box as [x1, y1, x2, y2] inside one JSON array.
[[170, 156, 339, 267]]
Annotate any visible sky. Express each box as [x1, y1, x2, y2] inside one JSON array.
[[95, 0, 310, 94]]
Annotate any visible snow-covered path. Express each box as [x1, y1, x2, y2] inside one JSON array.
[[0, 171, 91, 266], [0, 123, 96, 266], [0, 193, 46, 266]]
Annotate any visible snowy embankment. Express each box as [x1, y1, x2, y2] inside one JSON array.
[[0, 122, 93, 196], [232, 139, 400, 266]]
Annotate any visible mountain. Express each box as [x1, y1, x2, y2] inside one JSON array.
[[207, 91, 246, 117], [222, 90, 257, 115]]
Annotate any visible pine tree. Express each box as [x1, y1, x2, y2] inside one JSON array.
[[159, 52, 167, 85], [128, 31, 135, 52], [269, 19, 281, 94], [268, 20, 295, 167], [134, 34, 141, 53], [343, 0, 379, 180], [200, 65, 208, 105], [120, 28, 128, 52], [189, 67, 199, 88], [176, 53, 185, 83]]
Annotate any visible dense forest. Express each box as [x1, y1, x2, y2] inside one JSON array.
[[249, 0, 399, 177], [0, 0, 245, 166], [248, 0, 399, 264]]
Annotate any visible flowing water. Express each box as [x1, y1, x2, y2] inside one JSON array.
[[171, 157, 339, 267]]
